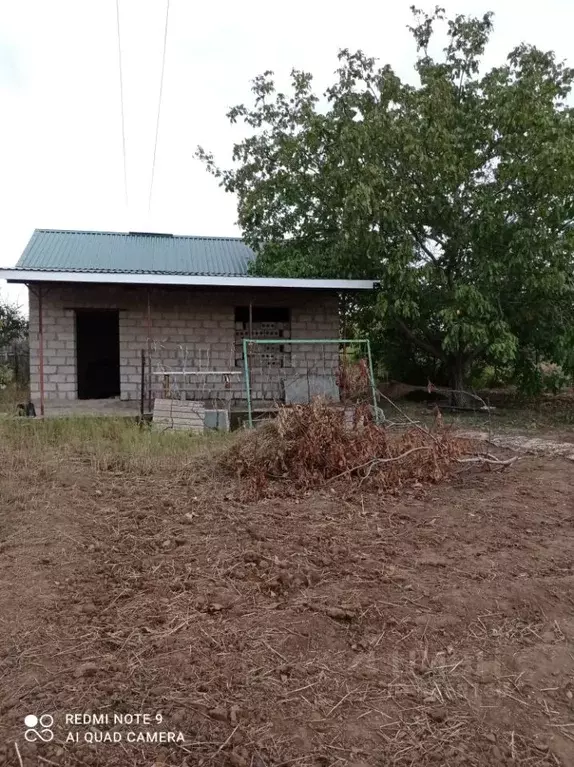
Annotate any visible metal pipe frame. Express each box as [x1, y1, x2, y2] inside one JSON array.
[[242, 338, 380, 428]]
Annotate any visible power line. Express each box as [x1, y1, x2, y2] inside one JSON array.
[[148, 0, 171, 217], [115, 0, 129, 211]]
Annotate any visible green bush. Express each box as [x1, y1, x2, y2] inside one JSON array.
[[468, 364, 513, 390], [539, 362, 570, 395], [0, 364, 13, 388]]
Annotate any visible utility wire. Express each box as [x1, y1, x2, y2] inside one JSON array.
[[148, 0, 171, 217], [115, 0, 129, 211]]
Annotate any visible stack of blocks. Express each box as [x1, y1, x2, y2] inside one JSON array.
[[152, 399, 205, 432]]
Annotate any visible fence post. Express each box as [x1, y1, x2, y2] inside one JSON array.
[[243, 338, 253, 428], [140, 349, 145, 418], [38, 285, 45, 417], [366, 340, 380, 424]]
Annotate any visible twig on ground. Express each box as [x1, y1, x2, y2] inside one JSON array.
[[457, 455, 519, 467], [38, 756, 62, 767], [261, 638, 288, 663], [213, 724, 240, 756], [330, 446, 433, 483], [326, 687, 361, 718], [14, 743, 23, 767]]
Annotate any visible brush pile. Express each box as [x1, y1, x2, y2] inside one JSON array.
[[222, 399, 475, 495]]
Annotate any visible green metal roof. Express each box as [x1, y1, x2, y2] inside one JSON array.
[[15, 229, 256, 276]]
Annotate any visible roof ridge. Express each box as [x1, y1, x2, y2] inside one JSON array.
[[34, 228, 245, 242], [10, 266, 248, 276]]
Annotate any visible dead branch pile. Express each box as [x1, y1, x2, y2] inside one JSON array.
[[222, 399, 476, 494]]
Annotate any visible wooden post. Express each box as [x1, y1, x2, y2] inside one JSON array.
[[147, 288, 153, 413], [248, 300, 253, 406], [38, 284, 45, 417], [140, 348, 145, 418]]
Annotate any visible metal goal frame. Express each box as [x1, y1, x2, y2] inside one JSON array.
[[242, 337, 379, 428]]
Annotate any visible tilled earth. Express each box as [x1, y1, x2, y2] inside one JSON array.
[[1, 449, 574, 766]]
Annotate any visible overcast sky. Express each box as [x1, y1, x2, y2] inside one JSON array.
[[1, 0, 573, 310]]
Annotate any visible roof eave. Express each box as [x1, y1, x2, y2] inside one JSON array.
[[0, 269, 377, 291]]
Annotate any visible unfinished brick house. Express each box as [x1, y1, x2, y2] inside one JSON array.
[[0, 229, 376, 417]]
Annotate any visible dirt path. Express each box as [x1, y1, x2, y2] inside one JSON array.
[[1, 452, 574, 766], [463, 430, 574, 459]]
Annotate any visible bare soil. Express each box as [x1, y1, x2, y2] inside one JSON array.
[[1, 448, 574, 766]]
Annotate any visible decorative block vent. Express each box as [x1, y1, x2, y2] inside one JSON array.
[[234, 307, 291, 368]]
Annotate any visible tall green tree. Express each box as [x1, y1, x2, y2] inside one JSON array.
[[199, 7, 574, 392]]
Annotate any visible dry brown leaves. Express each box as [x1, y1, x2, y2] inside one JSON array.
[[221, 399, 475, 498]]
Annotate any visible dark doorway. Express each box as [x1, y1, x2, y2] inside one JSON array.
[[76, 310, 120, 399]]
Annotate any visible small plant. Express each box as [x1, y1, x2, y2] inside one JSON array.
[[539, 362, 570, 395], [0, 364, 13, 389]]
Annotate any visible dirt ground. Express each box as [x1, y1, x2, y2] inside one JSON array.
[[1, 440, 574, 766]]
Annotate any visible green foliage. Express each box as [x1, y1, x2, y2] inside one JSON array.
[[539, 362, 570, 395], [0, 300, 27, 347], [198, 7, 574, 390], [0, 365, 13, 388], [513, 350, 571, 396], [468, 363, 512, 390], [513, 348, 544, 397]]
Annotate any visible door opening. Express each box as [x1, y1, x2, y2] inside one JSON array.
[[76, 310, 120, 399]]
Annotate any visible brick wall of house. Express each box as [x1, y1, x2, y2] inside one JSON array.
[[28, 284, 341, 405]]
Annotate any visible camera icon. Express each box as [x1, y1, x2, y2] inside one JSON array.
[[24, 714, 54, 742]]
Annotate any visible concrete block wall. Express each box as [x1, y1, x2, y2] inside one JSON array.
[[28, 284, 341, 406]]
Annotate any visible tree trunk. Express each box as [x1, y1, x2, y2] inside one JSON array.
[[449, 357, 467, 407]]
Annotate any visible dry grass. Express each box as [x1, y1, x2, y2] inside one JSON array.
[[0, 416, 234, 474], [0, 384, 29, 414]]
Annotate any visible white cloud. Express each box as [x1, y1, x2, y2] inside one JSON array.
[[0, 0, 573, 311]]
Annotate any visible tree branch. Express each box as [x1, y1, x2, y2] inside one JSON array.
[[395, 318, 446, 361], [411, 230, 440, 265]]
